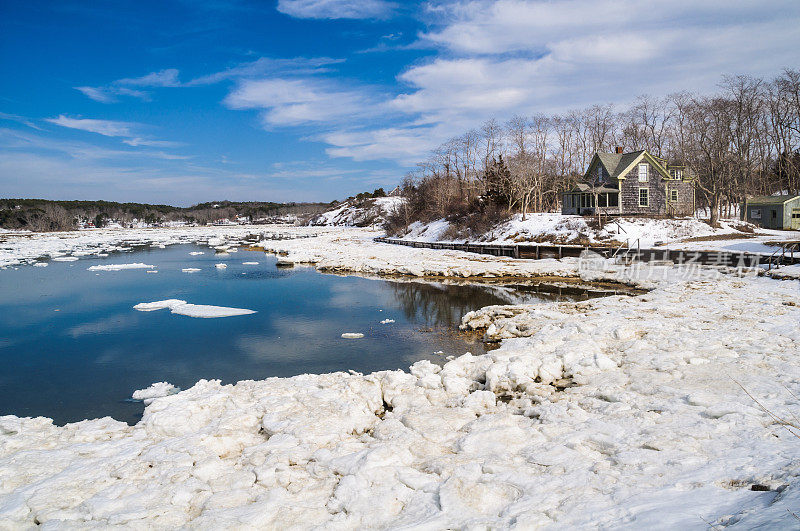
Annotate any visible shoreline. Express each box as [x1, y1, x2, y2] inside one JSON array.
[[1, 226, 799, 527]]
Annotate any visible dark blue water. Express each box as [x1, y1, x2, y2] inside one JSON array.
[[0, 245, 537, 425]]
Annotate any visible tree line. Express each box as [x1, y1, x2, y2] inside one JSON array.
[[0, 199, 333, 231], [389, 68, 800, 233]]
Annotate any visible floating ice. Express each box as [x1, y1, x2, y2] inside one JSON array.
[[341, 332, 365, 339], [189, 251, 204, 256], [380, 319, 395, 324], [131, 382, 180, 405], [87, 263, 155, 271], [182, 268, 201, 273], [53, 256, 79, 262], [134, 299, 256, 318], [242, 261, 259, 265], [215, 263, 227, 269], [33, 262, 48, 267], [146, 270, 158, 274]]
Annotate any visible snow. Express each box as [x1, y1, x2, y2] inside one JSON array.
[[398, 213, 800, 252], [2, 225, 800, 527], [87, 263, 155, 272], [309, 197, 404, 227], [134, 299, 257, 318], [341, 333, 365, 339], [131, 382, 180, 405]]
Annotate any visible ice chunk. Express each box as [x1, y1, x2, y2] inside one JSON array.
[[33, 262, 48, 267], [215, 263, 227, 269], [341, 333, 365, 339], [242, 262, 259, 265], [132, 382, 180, 405], [182, 268, 201, 273], [53, 256, 79, 261], [87, 263, 155, 271], [189, 251, 204, 256], [134, 299, 187, 311], [380, 319, 395, 324], [134, 299, 256, 318]]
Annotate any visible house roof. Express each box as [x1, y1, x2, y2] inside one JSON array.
[[595, 151, 645, 180], [745, 195, 800, 205]]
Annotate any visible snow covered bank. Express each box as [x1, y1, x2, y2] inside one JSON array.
[[399, 213, 790, 251], [309, 197, 403, 227], [0, 225, 341, 269], [2, 273, 799, 527], [134, 299, 256, 318]]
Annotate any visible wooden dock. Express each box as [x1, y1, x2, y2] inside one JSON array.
[[373, 237, 800, 268]]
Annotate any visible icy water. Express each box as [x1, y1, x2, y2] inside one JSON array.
[[0, 244, 602, 425]]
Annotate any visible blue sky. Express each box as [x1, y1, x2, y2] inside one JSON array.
[[1, 0, 799, 205]]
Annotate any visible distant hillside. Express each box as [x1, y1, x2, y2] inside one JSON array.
[[0, 198, 332, 232], [308, 196, 404, 227]]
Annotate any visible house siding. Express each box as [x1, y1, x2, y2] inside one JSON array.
[[619, 161, 694, 215]]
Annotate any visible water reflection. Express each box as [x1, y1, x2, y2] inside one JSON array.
[[0, 244, 610, 425]]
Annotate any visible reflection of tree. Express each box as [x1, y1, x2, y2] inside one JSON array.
[[386, 281, 510, 327]]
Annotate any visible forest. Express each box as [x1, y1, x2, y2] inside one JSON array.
[[388, 69, 800, 235], [0, 199, 332, 231]]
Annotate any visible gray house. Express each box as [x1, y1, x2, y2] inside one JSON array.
[[562, 148, 695, 216], [741, 195, 800, 230]]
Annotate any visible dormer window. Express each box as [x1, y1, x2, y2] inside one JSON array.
[[638, 164, 648, 182], [596, 165, 602, 182], [669, 168, 683, 180]]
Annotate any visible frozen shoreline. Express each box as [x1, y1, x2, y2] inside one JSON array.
[[1, 225, 800, 527]]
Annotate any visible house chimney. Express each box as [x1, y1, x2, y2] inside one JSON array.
[[615, 146, 624, 154]]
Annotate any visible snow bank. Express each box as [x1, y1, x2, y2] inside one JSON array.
[[309, 197, 404, 227], [87, 263, 155, 271], [399, 214, 768, 249], [2, 273, 800, 528], [134, 299, 256, 318]]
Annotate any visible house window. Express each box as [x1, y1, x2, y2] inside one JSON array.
[[609, 193, 619, 207], [596, 165, 603, 182], [638, 163, 648, 182], [750, 209, 762, 219], [772, 209, 777, 219], [598, 194, 607, 207], [670, 190, 678, 202], [670, 169, 683, 180], [639, 188, 649, 207]]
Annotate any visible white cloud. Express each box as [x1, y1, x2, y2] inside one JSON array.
[[46, 115, 137, 137], [277, 0, 396, 19], [187, 57, 345, 85], [224, 78, 380, 126], [115, 69, 181, 87], [316, 0, 800, 165]]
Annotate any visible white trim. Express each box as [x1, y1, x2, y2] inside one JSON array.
[[638, 187, 649, 207], [638, 163, 648, 182]]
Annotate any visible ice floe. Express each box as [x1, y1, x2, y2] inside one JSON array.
[[215, 263, 227, 269], [341, 332, 365, 339], [242, 261, 259, 265], [189, 251, 204, 256], [134, 299, 256, 318], [182, 268, 201, 273], [131, 382, 180, 405], [87, 263, 155, 271], [380, 319, 395, 324]]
